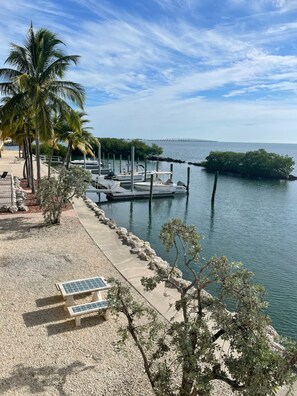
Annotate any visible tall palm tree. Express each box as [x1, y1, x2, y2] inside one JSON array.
[[0, 23, 85, 182], [0, 100, 36, 191]]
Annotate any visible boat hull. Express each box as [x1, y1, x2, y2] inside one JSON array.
[[134, 182, 186, 193]]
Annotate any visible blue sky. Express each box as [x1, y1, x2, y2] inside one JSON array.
[[2, 0, 297, 142]]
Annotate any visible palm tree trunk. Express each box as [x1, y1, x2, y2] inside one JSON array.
[[35, 130, 41, 181], [28, 137, 35, 194], [23, 138, 29, 181], [65, 143, 72, 169]]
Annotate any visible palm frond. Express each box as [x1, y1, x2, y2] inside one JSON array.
[[49, 81, 85, 108], [0, 68, 22, 80]]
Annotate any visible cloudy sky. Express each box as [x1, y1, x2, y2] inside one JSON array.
[[1, 0, 297, 142]]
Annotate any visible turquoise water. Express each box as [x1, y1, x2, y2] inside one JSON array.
[[88, 141, 297, 339]]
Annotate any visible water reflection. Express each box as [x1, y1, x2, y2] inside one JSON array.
[[209, 204, 215, 236]]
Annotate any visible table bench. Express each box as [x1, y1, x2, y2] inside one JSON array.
[[67, 299, 110, 327], [55, 276, 111, 309]]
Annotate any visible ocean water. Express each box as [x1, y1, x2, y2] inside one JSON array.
[[87, 141, 297, 339]]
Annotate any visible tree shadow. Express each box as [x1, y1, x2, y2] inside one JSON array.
[[0, 361, 95, 396], [0, 216, 47, 241]]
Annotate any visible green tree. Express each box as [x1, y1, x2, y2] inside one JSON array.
[[37, 167, 91, 224], [202, 150, 294, 179], [57, 111, 96, 169], [0, 97, 36, 191], [96, 137, 163, 158], [108, 219, 297, 396], [0, 24, 85, 182]]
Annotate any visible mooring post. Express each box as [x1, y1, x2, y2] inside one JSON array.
[[187, 167, 190, 194], [98, 143, 101, 177], [211, 172, 218, 204], [144, 159, 147, 180], [127, 155, 130, 173], [170, 164, 173, 181], [113, 154, 115, 172], [156, 161, 159, 171], [149, 173, 154, 205], [131, 146, 135, 192], [102, 152, 105, 168], [120, 154, 122, 173], [84, 154, 86, 170]]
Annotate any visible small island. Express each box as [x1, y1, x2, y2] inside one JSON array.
[[200, 149, 295, 180]]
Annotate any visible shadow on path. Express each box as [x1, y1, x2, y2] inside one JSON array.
[[0, 361, 95, 396], [0, 216, 46, 241]]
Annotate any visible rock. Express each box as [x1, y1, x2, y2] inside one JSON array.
[[130, 248, 140, 255], [138, 252, 149, 261], [18, 205, 29, 212]]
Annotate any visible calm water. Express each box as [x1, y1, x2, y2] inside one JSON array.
[[88, 141, 297, 339]]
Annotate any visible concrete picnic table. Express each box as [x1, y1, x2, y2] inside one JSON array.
[[56, 276, 111, 308]]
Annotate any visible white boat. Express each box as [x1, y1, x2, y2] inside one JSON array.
[[134, 171, 187, 194], [112, 171, 147, 181], [70, 159, 102, 169], [106, 165, 153, 182]]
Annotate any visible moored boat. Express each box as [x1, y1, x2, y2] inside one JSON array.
[[134, 171, 187, 193]]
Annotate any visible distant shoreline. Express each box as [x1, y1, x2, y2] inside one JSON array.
[[144, 138, 217, 142]]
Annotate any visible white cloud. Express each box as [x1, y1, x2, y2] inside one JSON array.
[[2, 0, 297, 142]]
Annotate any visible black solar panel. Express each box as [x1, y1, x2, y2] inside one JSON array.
[[72, 300, 109, 313], [63, 277, 107, 294]]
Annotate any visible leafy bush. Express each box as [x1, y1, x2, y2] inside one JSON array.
[[201, 149, 295, 179], [37, 167, 92, 224], [84, 138, 163, 158], [32, 143, 68, 159]]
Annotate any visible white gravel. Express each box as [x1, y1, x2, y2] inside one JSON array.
[[0, 210, 154, 396]]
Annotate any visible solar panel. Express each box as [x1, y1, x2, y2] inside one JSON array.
[[62, 277, 107, 294], [72, 300, 109, 314]]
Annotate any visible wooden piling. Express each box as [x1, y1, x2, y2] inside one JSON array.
[[97, 143, 101, 176], [120, 154, 122, 173], [170, 164, 173, 181], [187, 167, 190, 194], [149, 174, 154, 205], [113, 154, 115, 172], [211, 172, 218, 204], [144, 159, 147, 180], [131, 146, 135, 192]]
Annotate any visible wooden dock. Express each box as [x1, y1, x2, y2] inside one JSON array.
[[106, 190, 175, 201]]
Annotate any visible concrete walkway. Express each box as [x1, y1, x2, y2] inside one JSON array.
[[72, 196, 181, 322]]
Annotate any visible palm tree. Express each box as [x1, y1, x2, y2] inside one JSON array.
[[0, 100, 36, 191], [0, 23, 85, 183], [57, 111, 97, 169]]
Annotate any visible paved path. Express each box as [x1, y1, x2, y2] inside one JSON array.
[[72, 196, 182, 322]]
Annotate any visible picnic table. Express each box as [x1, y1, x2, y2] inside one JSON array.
[[56, 276, 111, 308]]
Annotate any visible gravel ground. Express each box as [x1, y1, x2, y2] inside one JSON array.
[[0, 210, 155, 396]]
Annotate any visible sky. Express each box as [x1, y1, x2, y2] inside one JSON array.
[[1, 0, 297, 143]]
